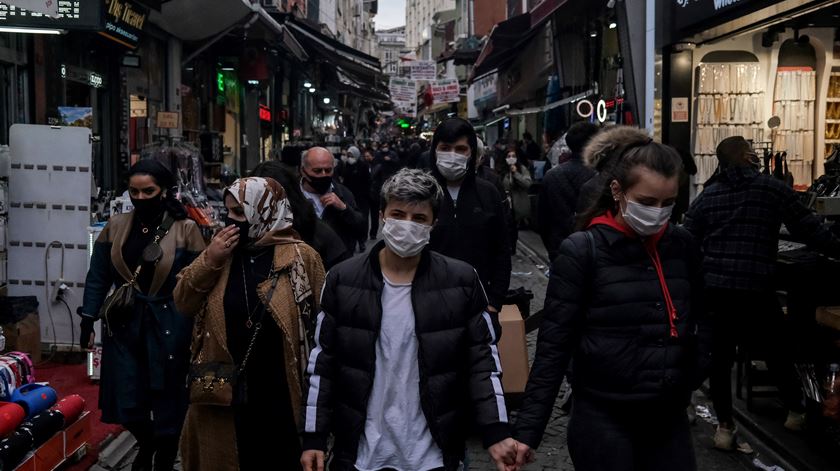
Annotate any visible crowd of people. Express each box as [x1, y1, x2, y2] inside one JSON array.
[[76, 116, 840, 471]]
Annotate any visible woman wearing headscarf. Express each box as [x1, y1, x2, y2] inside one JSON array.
[[79, 160, 206, 471], [174, 177, 326, 471]]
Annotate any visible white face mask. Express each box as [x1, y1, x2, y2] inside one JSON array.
[[346, 157, 358, 165], [622, 199, 673, 236], [506, 157, 518, 166], [381, 218, 432, 258], [436, 151, 469, 181]]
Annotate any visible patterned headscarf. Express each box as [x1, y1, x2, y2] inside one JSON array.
[[225, 177, 297, 246]]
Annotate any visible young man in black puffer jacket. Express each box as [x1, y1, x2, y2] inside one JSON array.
[[301, 169, 517, 471]]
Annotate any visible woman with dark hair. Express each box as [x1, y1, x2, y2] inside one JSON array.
[[513, 140, 712, 471], [498, 144, 533, 227], [250, 161, 348, 269], [79, 160, 206, 471]]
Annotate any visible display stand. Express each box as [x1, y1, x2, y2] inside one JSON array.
[[826, 73, 840, 160], [12, 411, 91, 471], [773, 68, 817, 186]]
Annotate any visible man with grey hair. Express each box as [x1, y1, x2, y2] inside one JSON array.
[[300, 146, 365, 258], [302, 168, 518, 471]]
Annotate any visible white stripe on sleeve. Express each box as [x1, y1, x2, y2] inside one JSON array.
[[305, 310, 326, 432], [481, 311, 509, 423]]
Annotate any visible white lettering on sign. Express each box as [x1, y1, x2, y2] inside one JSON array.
[[714, 0, 744, 10]]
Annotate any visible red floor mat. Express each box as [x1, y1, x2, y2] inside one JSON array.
[[36, 362, 122, 470]]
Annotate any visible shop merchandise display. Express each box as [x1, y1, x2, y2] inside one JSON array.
[[774, 69, 817, 185], [0, 352, 34, 400], [0, 402, 24, 439], [694, 63, 766, 188], [11, 384, 57, 420], [826, 74, 840, 158], [139, 141, 219, 232]]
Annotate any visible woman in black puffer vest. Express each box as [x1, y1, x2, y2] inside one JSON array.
[[513, 140, 712, 471]]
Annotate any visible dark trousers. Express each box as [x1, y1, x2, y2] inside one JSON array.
[[706, 288, 804, 426], [125, 421, 178, 471], [567, 395, 696, 471]]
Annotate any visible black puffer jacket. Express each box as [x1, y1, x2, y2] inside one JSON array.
[[515, 221, 711, 449], [537, 154, 596, 262], [302, 242, 511, 470]]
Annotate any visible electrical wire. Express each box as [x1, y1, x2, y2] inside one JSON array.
[[40, 242, 65, 367]]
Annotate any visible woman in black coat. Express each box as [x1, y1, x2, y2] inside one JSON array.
[[80, 160, 206, 471], [513, 141, 712, 471]]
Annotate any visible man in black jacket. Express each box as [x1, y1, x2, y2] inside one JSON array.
[[537, 122, 600, 262], [300, 146, 365, 258], [300, 168, 517, 471], [429, 118, 511, 313]]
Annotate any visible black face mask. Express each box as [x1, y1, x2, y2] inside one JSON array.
[[224, 216, 251, 249], [131, 194, 163, 222], [304, 173, 333, 195]]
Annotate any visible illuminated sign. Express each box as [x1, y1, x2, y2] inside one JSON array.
[[0, 1, 104, 30], [60, 64, 106, 89], [100, 0, 147, 49], [259, 105, 271, 122]]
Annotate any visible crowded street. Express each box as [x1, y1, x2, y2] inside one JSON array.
[[3, 1, 840, 470]]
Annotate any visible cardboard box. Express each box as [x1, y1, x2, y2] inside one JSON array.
[[498, 305, 529, 394], [2, 312, 41, 363]]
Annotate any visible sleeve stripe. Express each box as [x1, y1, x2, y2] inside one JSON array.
[[482, 311, 509, 423], [305, 310, 326, 433]]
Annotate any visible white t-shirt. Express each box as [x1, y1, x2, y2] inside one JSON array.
[[355, 276, 444, 471], [301, 183, 327, 219]]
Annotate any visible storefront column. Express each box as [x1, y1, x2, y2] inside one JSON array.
[[662, 45, 693, 159], [242, 88, 260, 174], [167, 37, 182, 138]]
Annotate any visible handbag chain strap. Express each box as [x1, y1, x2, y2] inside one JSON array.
[[238, 265, 281, 373]]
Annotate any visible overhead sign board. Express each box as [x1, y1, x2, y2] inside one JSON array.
[[156, 112, 180, 129], [431, 78, 460, 104], [409, 60, 436, 81], [671, 0, 781, 32], [0, 1, 104, 30], [3, 1, 57, 16], [100, 0, 147, 49], [389, 77, 417, 118]]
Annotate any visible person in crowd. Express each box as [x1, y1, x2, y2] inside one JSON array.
[[299, 146, 365, 257], [538, 122, 601, 262], [370, 145, 403, 239], [251, 161, 349, 270], [684, 136, 840, 449], [577, 126, 654, 216], [514, 140, 711, 471], [300, 168, 517, 471], [672, 149, 698, 223], [362, 147, 382, 239], [429, 118, 511, 313], [476, 137, 505, 196], [175, 177, 325, 471], [499, 145, 533, 228], [405, 142, 423, 169], [337, 145, 372, 253], [522, 131, 541, 163], [80, 160, 206, 471]]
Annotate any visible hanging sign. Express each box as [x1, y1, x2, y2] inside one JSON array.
[[671, 0, 773, 32], [100, 0, 147, 49], [671, 97, 689, 123], [3, 1, 57, 16], [0, 1, 104, 30], [389, 77, 418, 117], [156, 112, 179, 129], [259, 105, 271, 123], [60, 64, 106, 88], [409, 60, 436, 81], [431, 78, 460, 104]]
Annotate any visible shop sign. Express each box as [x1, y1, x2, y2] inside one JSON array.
[[671, 97, 689, 123], [60, 64, 106, 89], [389, 77, 418, 118], [672, 0, 773, 32], [100, 0, 147, 49], [576, 98, 608, 123], [431, 78, 460, 104], [409, 60, 436, 81], [259, 105, 271, 123], [0, 1, 104, 31], [473, 72, 498, 104], [156, 111, 179, 129], [4, 1, 56, 16]]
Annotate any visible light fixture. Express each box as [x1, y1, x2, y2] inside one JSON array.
[[247, 80, 259, 85], [221, 67, 235, 71], [309, 88, 316, 93], [590, 31, 598, 38], [609, 22, 617, 29], [0, 27, 63, 35], [323, 98, 331, 104], [303, 81, 312, 88]]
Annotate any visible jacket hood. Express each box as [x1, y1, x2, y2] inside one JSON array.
[[583, 126, 651, 171], [717, 165, 760, 188]]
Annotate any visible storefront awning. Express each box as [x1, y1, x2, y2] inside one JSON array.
[[284, 19, 382, 80], [335, 68, 390, 105], [149, 0, 256, 42], [471, 0, 568, 82]]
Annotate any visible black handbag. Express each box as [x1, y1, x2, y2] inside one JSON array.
[[188, 270, 280, 407], [99, 214, 174, 335]]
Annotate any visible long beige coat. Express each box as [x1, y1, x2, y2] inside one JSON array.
[[173, 242, 325, 471]]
